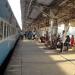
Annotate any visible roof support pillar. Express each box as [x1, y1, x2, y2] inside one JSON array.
[[52, 19, 58, 36], [64, 20, 69, 34], [50, 19, 58, 36]]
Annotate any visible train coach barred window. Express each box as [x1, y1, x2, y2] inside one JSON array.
[[9, 27, 12, 35], [7, 25, 11, 37], [12, 28, 15, 34], [0, 21, 3, 40], [11, 27, 15, 35], [4, 23, 6, 38], [7, 26, 10, 36], [6, 25, 8, 37], [13, 28, 16, 34]]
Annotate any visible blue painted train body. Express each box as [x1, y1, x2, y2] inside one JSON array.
[[0, 0, 21, 74], [0, 35, 19, 65]]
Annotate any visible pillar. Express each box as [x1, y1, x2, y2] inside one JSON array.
[[53, 19, 58, 35], [64, 21, 69, 34], [50, 19, 58, 36]]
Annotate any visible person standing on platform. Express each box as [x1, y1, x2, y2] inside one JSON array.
[[60, 30, 66, 52], [70, 35, 74, 47], [64, 35, 70, 51]]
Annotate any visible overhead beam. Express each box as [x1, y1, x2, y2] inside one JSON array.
[[26, 0, 33, 19], [59, 0, 69, 6]]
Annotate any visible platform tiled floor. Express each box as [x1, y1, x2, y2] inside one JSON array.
[[4, 40, 75, 75]]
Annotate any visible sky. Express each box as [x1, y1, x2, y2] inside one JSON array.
[[8, 0, 22, 29]]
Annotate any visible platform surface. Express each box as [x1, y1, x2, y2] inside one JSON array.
[[4, 40, 75, 75]]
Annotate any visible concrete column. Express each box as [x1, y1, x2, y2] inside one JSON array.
[[37, 24, 41, 37], [51, 19, 58, 36], [48, 19, 53, 41], [64, 21, 69, 34], [49, 19, 58, 43]]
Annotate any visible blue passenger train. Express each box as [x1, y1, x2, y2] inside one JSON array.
[[0, 18, 20, 72], [0, 0, 21, 74]]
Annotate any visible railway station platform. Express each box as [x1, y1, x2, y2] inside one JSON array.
[[4, 39, 75, 75]]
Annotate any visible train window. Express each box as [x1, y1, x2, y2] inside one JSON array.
[[7, 25, 8, 37], [10, 27, 12, 35], [0, 21, 3, 40], [9, 27, 12, 35], [9, 27, 15, 35], [14, 28, 16, 34], [7, 26, 10, 36], [13, 28, 15, 34], [15, 29, 16, 34], [5, 2, 8, 8], [7, 25, 11, 37], [4, 23, 6, 38], [11, 28, 14, 35], [12, 28, 14, 34]]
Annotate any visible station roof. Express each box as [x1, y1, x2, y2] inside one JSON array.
[[20, 0, 75, 29]]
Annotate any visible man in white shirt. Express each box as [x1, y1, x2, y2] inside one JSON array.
[[60, 30, 66, 52]]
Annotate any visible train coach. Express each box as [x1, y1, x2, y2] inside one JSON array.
[[0, 17, 20, 74]]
